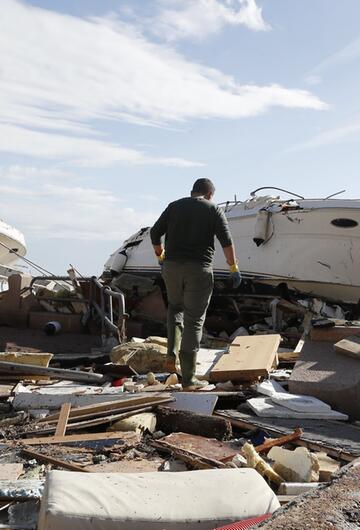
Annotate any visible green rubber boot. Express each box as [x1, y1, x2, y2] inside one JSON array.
[[179, 350, 208, 391], [165, 324, 182, 373]]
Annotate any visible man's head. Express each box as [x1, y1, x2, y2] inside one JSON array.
[[191, 178, 215, 200]]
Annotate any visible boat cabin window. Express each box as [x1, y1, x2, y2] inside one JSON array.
[[331, 218, 358, 228]]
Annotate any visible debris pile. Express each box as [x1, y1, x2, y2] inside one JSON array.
[[0, 277, 359, 529]]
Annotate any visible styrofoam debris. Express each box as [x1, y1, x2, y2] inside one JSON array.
[[256, 379, 287, 397], [271, 392, 332, 413], [268, 446, 319, 483], [247, 397, 348, 420]]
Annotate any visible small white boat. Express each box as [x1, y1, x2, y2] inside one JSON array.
[[104, 188, 360, 303], [0, 218, 26, 266]]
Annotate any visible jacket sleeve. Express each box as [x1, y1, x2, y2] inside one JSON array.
[[214, 207, 233, 248], [150, 206, 170, 245]]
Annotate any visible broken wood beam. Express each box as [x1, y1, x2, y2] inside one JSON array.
[[55, 403, 71, 437], [18, 431, 139, 446], [255, 428, 303, 454], [310, 325, 360, 343], [277, 299, 306, 314], [0, 361, 105, 383], [157, 407, 232, 440], [26, 407, 154, 436], [38, 395, 173, 423], [21, 447, 91, 473]]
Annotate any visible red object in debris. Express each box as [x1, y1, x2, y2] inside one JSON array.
[[112, 378, 126, 387], [214, 513, 272, 530]]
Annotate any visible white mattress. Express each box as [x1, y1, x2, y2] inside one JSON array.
[[38, 469, 279, 530]]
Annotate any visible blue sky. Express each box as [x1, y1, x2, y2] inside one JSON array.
[[1, 0, 360, 274]]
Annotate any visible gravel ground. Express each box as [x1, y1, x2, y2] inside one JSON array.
[[257, 460, 360, 530]]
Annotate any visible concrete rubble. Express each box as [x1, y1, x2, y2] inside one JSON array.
[[0, 270, 359, 528]]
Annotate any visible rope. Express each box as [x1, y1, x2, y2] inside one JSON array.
[[0, 240, 73, 288]]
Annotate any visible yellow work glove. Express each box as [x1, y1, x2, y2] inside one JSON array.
[[156, 250, 165, 267], [229, 262, 242, 288]]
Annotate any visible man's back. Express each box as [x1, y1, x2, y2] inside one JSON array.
[[150, 196, 232, 264]]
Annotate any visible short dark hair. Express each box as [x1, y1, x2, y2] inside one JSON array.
[[192, 178, 215, 195]]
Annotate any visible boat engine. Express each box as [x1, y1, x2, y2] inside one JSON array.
[[105, 249, 128, 277], [253, 209, 270, 246]]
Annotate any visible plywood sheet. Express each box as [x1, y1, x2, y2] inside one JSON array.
[[210, 334, 281, 382], [335, 336, 360, 359], [161, 433, 238, 463]]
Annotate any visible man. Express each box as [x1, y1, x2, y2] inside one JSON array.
[[150, 178, 241, 390]]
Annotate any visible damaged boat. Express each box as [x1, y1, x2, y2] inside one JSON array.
[[0, 218, 26, 266], [104, 188, 360, 303], [0, 218, 27, 290]]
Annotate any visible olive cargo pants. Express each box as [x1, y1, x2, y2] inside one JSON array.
[[162, 261, 214, 387]]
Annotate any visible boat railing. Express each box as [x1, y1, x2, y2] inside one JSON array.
[[90, 276, 127, 343], [29, 275, 127, 344], [217, 200, 244, 212]]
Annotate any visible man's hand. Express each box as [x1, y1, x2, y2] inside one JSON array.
[[157, 250, 165, 266], [229, 263, 242, 288], [153, 245, 165, 266]]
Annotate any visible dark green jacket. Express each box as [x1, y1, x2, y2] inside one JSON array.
[[150, 197, 233, 265]]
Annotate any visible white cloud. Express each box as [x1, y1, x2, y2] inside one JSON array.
[[311, 37, 360, 73], [148, 0, 270, 42], [304, 75, 322, 86], [286, 119, 360, 153], [0, 123, 201, 167], [0, 181, 156, 242], [0, 165, 74, 182], [0, 0, 326, 168]]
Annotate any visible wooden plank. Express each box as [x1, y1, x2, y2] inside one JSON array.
[[310, 325, 360, 343], [19, 431, 139, 446], [277, 350, 300, 363], [55, 403, 71, 437], [209, 334, 281, 382], [21, 447, 90, 473], [38, 394, 173, 423], [255, 428, 303, 454], [41, 400, 169, 425], [0, 361, 105, 383], [277, 299, 306, 314], [334, 336, 360, 359], [27, 407, 153, 436]]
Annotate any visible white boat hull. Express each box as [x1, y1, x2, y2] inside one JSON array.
[[105, 197, 360, 303], [0, 220, 26, 266]]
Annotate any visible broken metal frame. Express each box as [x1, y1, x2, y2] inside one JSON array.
[[29, 275, 127, 345], [90, 276, 127, 343]]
